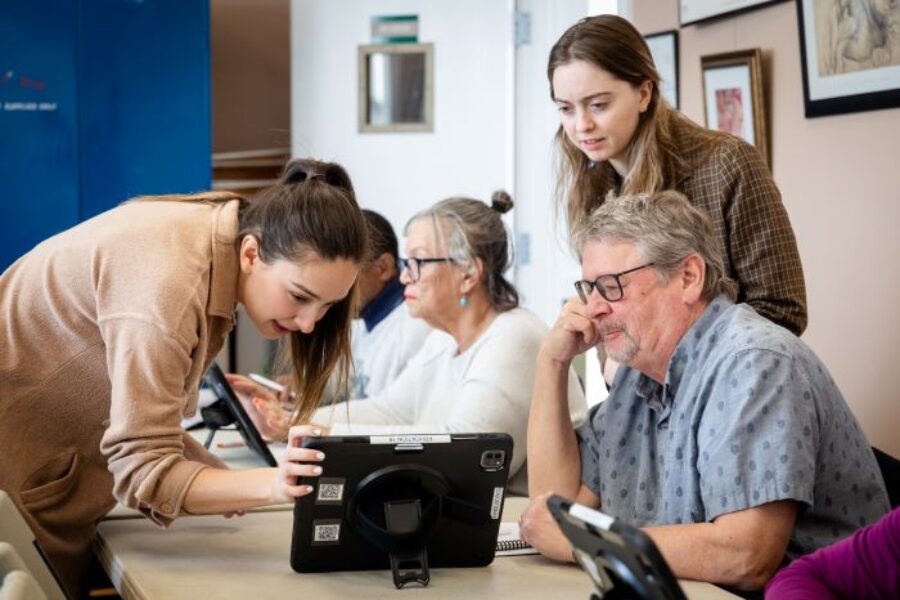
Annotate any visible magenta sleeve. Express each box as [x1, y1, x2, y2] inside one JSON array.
[[766, 507, 899, 600]]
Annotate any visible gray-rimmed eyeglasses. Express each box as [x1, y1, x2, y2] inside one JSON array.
[[397, 257, 455, 282], [574, 263, 655, 303]]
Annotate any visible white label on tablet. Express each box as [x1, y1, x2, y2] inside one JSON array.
[[569, 503, 615, 531], [312, 522, 341, 544], [490, 487, 504, 520], [369, 434, 452, 444]]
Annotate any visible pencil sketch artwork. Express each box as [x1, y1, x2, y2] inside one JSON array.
[[815, 0, 900, 75]]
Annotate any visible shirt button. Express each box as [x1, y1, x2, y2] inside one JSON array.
[[160, 501, 173, 514]]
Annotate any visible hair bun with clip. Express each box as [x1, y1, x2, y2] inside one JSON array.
[[280, 159, 325, 185], [279, 159, 356, 200]]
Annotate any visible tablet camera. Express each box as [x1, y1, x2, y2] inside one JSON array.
[[479, 449, 506, 471]]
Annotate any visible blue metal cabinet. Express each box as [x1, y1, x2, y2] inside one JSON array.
[[0, 0, 211, 269], [0, 1, 80, 269]]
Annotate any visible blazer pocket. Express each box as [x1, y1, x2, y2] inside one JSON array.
[[19, 449, 81, 512]]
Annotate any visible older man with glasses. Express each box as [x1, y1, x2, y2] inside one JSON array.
[[520, 190, 888, 592]]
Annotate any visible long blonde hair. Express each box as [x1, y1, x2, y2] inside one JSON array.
[[548, 15, 721, 238]]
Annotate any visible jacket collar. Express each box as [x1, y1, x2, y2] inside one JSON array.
[[360, 278, 405, 332], [207, 200, 240, 319]]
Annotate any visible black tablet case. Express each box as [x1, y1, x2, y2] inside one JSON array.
[[290, 433, 513, 573], [203, 363, 277, 467], [548, 495, 687, 600]]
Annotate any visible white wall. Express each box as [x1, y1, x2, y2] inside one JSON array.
[[512, 0, 588, 326], [292, 0, 596, 329], [511, 0, 625, 326], [292, 0, 510, 234]]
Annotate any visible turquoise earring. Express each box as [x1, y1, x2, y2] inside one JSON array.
[[459, 294, 469, 308]]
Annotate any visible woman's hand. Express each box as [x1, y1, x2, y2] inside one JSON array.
[[225, 374, 291, 440], [271, 425, 327, 504]]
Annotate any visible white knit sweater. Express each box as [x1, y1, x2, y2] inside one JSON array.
[[313, 308, 587, 495]]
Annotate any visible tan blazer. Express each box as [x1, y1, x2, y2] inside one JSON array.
[[0, 198, 241, 596]]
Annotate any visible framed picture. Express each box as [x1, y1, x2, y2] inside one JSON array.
[[358, 43, 434, 133], [680, 0, 786, 26], [797, 0, 900, 118], [644, 30, 679, 109], [701, 48, 769, 166]]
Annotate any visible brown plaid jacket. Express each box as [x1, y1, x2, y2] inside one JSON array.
[[590, 119, 808, 336]]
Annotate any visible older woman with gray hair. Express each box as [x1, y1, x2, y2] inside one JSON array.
[[310, 191, 586, 494]]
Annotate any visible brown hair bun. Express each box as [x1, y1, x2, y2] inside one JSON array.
[[280, 159, 355, 199], [490, 190, 514, 214]]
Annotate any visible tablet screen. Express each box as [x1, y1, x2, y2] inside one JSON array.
[[204, 363, 277, 467]]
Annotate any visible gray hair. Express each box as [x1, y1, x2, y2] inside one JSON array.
[[406, 191, 520, 312], [573, 190, 738, 302]]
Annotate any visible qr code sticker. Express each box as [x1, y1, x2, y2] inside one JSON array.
[[312, 520, 341, 545], [315, 477, 345, 504]]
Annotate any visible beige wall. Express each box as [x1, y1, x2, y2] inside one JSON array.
[[211, 0, 290, 152], [631, 1, 900, 455]]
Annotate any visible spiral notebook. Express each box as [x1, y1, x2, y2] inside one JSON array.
[[495, 522, 538, 556]]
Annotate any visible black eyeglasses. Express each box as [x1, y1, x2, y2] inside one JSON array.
[[574, 263, 655, 304], [397, 257, 455, 282]]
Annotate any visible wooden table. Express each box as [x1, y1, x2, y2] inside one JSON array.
[[96, 496, 738, 600]]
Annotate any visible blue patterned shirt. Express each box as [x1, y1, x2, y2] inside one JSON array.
[[578, 296, 889, 558]]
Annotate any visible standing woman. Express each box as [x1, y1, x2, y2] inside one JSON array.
[[549, 14, 807, 335], [0, 159, 367, 597]]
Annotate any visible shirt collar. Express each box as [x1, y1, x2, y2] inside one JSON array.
[[207, 200, 240, 319], [630, 295, 733, 413], [665, 295, 734, 393], [360, 278, 405, 332]]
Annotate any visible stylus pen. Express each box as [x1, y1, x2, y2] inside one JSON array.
[[250, 373, 297, 410]]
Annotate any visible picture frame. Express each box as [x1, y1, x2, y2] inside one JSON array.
[[644, 30, 679, 109], [358, 43, 434, 133], [796, 0, 900, 118], [680, 0, 786, 26], [701, 48, 769, 167]]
